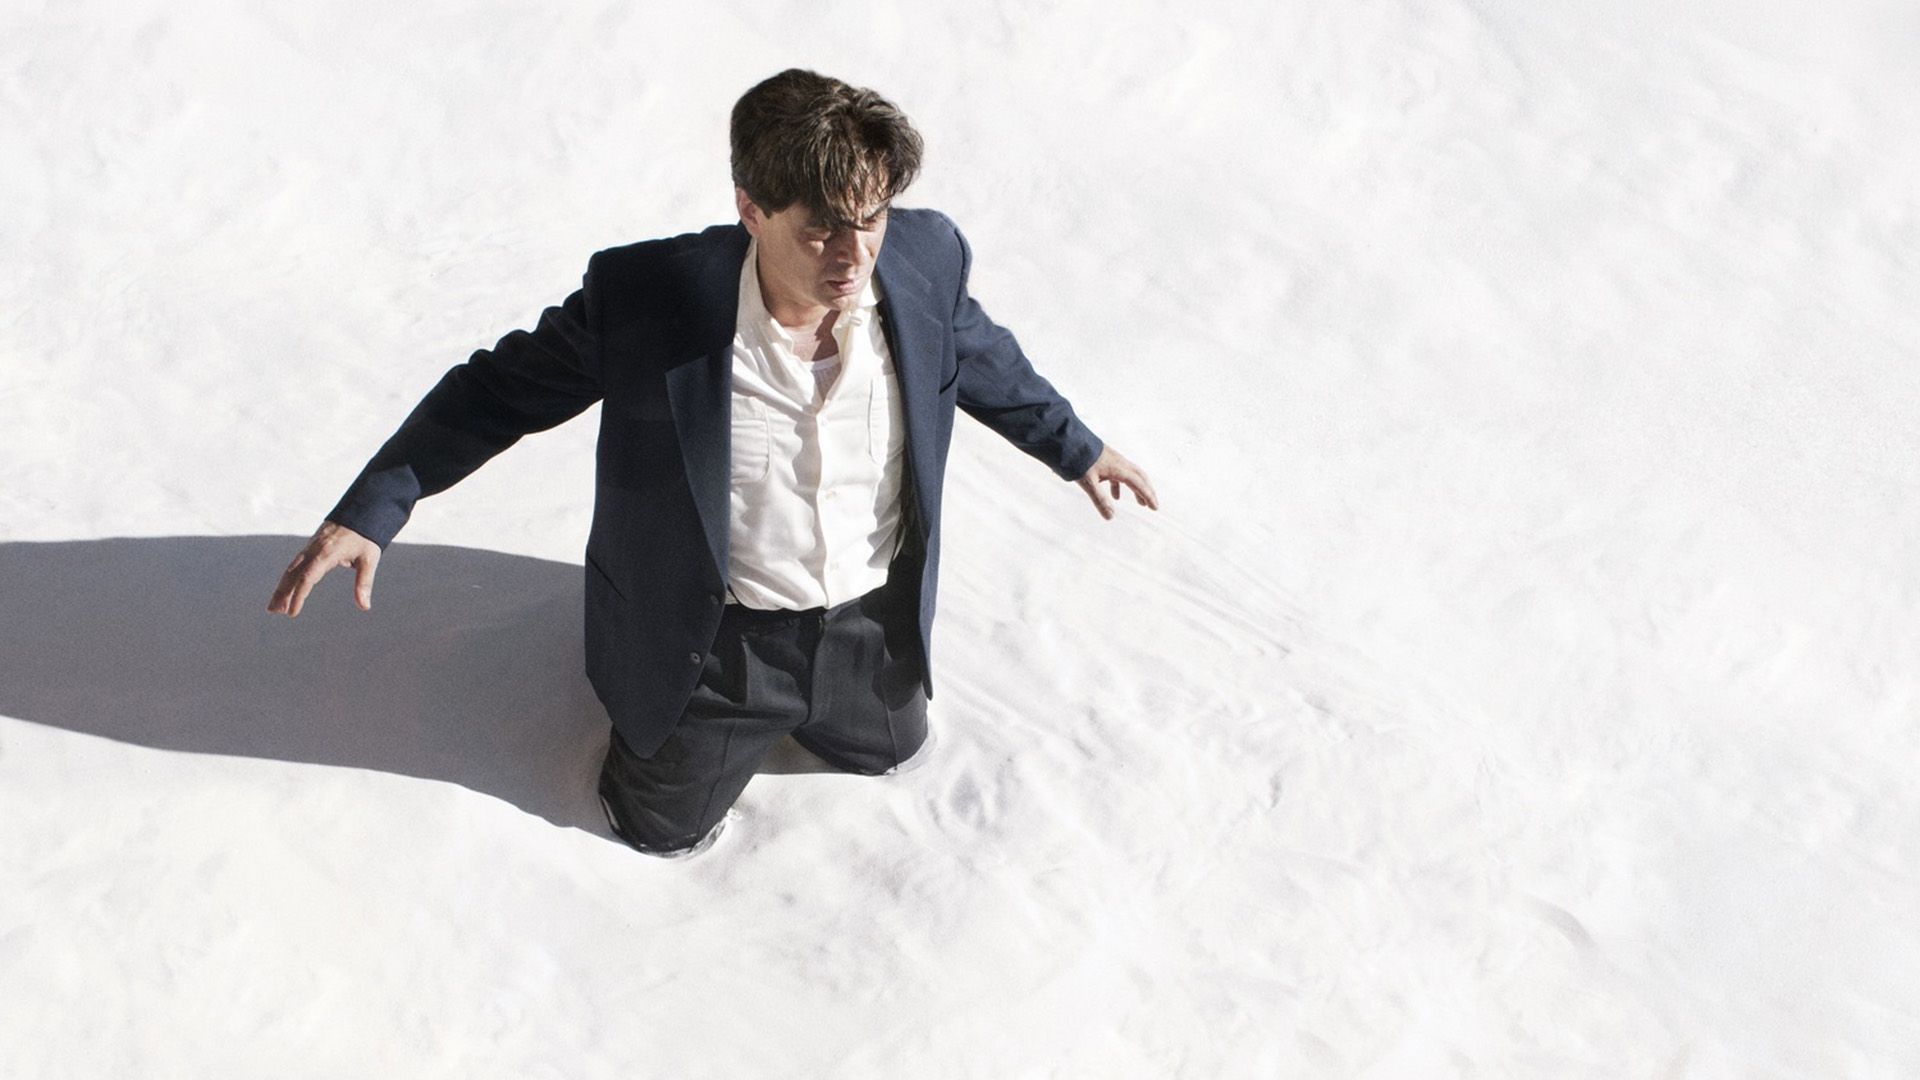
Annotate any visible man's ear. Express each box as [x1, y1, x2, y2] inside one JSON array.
[[734, 187, 762, 235]]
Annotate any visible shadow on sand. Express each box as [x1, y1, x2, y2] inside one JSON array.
[[0, 536, 833, 835]]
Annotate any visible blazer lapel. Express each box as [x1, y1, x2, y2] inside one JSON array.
[[874, 245, 942, 544], [664, 224, 751, 581]]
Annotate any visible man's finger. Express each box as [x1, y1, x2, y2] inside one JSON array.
[[352, 553, 379, 611], [268, 558, 309, 613], [1128, 470, 1159, 510], [1083, 480, 1114, 520], [285, 564, 328, 618]]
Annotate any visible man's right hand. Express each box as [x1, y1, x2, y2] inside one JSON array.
[[267, 521, 381, 618]]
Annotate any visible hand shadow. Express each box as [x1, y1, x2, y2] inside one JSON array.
[[0, 536, 839, 835]]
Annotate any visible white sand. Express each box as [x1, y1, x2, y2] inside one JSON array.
[[4, 1, 1918, 1075]]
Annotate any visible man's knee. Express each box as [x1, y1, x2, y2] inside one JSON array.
[[596, 727, 743, 856]]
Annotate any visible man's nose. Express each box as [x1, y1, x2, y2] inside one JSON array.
[[828, 229, 866, 266]]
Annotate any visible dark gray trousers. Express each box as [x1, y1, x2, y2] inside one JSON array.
[[597, 578, 929, 853]]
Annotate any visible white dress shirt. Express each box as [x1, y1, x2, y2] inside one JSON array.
[[726, 239, 907, 610]]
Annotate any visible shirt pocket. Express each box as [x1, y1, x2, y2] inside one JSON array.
[[732, 396, 770, 483], [869, 365, 906, 466]]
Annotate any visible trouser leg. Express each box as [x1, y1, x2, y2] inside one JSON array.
[[597, 608, 809, 853], [598, 721, 769, 854]]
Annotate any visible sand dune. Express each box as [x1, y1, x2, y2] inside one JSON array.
[[4, 1, 1917, 1076]]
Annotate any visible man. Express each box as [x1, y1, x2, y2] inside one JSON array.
[[267, 69, 1157, 858]]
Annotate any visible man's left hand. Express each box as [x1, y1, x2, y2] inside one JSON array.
[[1077, 446, 1159, 520]]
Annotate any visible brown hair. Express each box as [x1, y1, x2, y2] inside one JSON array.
[[730, 69, 924, 230]]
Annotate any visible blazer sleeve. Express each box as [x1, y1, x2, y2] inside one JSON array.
[[325, 259, 606, 547], [944, 216, 1105, 481]]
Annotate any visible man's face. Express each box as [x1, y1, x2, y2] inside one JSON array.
[[736, 187, 889, 317]]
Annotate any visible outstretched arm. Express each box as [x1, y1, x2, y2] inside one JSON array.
[[325, 271, 605, 548], [944, 218, 1158, 518], [267, 260, 605, 617], [946, 222, 1102, 480]]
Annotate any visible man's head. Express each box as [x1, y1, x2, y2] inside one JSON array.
[[731, 69, 923, 316]]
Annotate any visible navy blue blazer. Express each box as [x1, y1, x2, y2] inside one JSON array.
[[327, 208, 1103, 755]]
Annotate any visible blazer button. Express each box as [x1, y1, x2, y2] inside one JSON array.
[[689, 652, 702, 664]]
